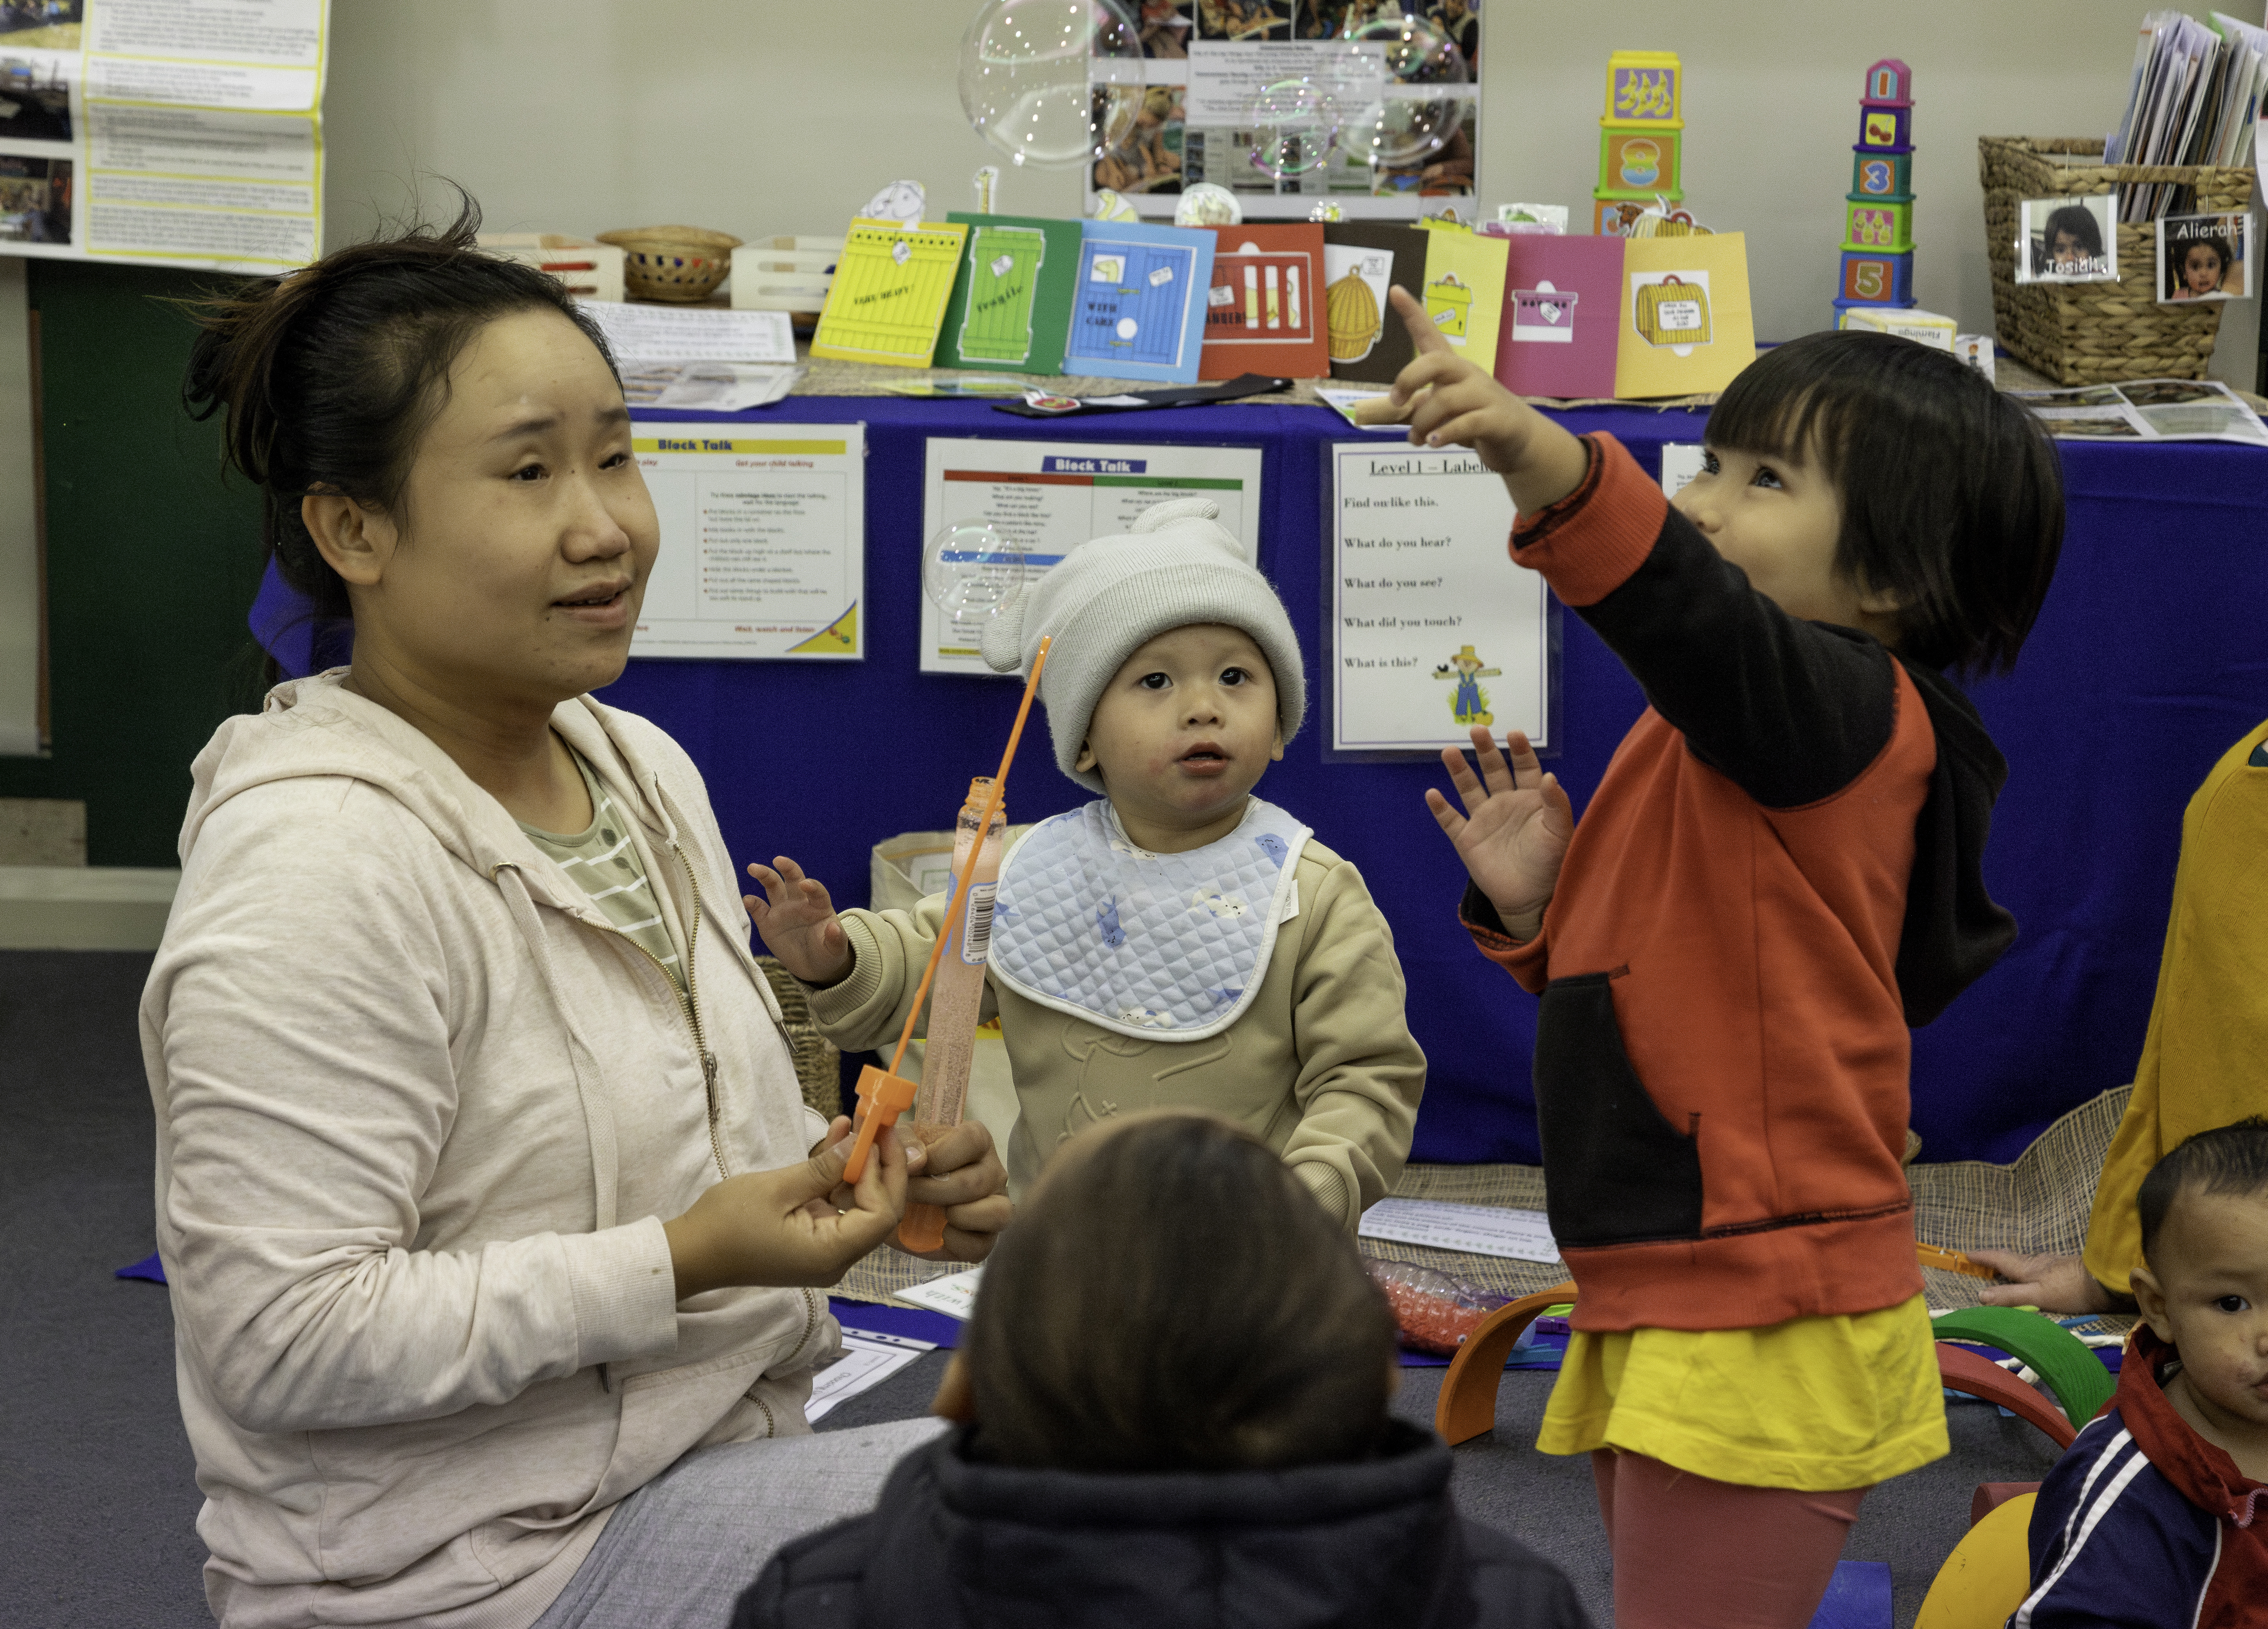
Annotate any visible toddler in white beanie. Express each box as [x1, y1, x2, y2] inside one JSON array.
[[746, 498, 1425, 1228]]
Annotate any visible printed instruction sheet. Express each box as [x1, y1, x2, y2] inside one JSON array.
[[1358, 1198, 1561, 1264], [630, 422, 866, 661], [919, 438, 1263, 674], [0, 0, 330, 272], [1329, 442, 1552, 755], [803, 1327, 935, 1422]]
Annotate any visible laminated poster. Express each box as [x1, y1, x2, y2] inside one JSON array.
[[1321, 221, 1429, 385], [934, 212, 1083, 374], [1613, 232, 1756, 399], [1494, 233, 1622, 399], [0, 0, 330, 273], [1328, 441, 1552, 756], [810, 218, 971, 367], [1198, 222, 1328, 380], [1087, 10, 1482, 221], [1063, 219, 1216, 383], [1416, 226, 1507, 375], [919, 437, 1262, 674], [630, 423, 866, 661]]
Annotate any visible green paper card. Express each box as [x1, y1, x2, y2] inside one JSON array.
[[936, 213, 1083, 375]]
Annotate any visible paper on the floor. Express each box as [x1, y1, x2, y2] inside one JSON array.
[[617, 361, 802, 411], [584, 302, 796, 364], [805, 1327, 935, 1422], [1359, 1198, 1561, 1264], [893, 1264, 985, 1320]]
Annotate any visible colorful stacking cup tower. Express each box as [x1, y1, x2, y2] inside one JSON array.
[[1834, 58, 1916, 322], [1593, 50, 1683, 237]]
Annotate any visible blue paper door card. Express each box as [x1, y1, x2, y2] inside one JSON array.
[[1065, 220, 1217, 384]]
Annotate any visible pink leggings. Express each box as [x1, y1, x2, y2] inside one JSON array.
[[1591, 1450, 1871, 1629]]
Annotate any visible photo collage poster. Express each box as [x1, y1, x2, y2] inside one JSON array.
[[0, 0, 328, 273], [1094, 2, 1481, 221]]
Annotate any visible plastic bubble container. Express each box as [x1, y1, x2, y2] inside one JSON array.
[[1366, 1257, 1512, 1356]]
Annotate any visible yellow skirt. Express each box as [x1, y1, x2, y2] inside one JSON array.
[[1536, 1294, 1950, 1491]]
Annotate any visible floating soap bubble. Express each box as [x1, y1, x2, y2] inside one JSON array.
[[924, 523, 1028, 621], [958, 0, 1144, 170], [1243, 76, 1342, 181], [1336, 13, 1469, 173], [1174, 181, 1241, 227]]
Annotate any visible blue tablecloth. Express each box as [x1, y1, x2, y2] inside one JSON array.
[[302, 394, 2268, 1165]]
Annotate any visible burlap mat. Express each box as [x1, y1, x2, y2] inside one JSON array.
[[835, 1087, 2139, 1335]]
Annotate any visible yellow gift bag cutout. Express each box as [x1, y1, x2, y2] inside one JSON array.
[[1427, 270, 1474, 339], [1633, 274, 1711, 349]]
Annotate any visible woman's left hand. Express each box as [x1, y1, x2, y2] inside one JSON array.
[[809, 1114, 1011, 1262]]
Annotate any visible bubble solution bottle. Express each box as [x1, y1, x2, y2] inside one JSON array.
[[898, 777, 1004, 1252]]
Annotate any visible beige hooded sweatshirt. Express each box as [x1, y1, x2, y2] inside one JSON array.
[[142, 675, 838, 1629]]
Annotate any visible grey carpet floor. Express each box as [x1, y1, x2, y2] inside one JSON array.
[[1, 949, 2066, 1629]]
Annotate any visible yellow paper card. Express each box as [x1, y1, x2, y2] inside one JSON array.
[[1613, 231, 1756, 399], [1418, 228, 1508, 372], [812, 218, 972, 367]]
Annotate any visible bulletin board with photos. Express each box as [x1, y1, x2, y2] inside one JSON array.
[[1093, 0, 1481, 220]]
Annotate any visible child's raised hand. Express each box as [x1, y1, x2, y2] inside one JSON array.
[[1426, 727, 1574, 943], [1353, 287, 1591, 513], [743, 856, 853, 985]]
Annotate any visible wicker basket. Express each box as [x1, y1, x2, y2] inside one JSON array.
[[1979, 137, 2248, 385], [595, 226, 743, 303]]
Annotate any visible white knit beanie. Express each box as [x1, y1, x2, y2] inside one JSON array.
[[980, 497, 1306, 795]]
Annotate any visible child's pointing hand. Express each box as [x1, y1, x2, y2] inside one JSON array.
[[1427, 727, 1573, 944], [1353, 287, 1591, 513]]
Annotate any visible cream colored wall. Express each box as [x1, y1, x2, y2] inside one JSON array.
[[323, 0, 2258, 370]]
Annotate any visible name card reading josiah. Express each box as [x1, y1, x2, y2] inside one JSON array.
[[1328, 445, 1553, 755]]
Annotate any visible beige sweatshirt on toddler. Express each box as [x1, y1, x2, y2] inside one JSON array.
[[806, 834, 1425, 1228]]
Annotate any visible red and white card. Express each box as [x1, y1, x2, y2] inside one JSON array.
[[1199, 224, 1329, 380]]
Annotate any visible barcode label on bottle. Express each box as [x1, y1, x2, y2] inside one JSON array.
[[960, 884, 998, 965]]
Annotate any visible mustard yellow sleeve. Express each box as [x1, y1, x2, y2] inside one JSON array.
[[2084, 717, 2268, 1294], [1278, 856, 1428, 1230]]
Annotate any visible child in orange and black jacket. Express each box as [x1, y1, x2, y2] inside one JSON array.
[[1359, 291, 2066, 1629]]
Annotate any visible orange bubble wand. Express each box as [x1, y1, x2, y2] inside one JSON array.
[[840, 637, 1052, 1231]]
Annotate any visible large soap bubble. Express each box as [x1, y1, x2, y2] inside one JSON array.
[[959, 0, 1144, 170], [1244, 77, 1342, 181], [924, 523, 1029, 622], [1337, 13, 1469, 173]]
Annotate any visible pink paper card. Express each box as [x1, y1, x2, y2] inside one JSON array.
[[1492, 236, 1624, 399]]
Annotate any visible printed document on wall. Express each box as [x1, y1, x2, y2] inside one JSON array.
[[919, 437, 1263, 674], [1329, 442, 1552, 755], [632, 423, 866, 661], [0, 0, 330, 273]]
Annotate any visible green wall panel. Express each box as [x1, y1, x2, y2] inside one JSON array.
[[0, 261, 268, 867]]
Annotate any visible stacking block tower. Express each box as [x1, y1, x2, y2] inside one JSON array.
[[1593, 51, 1683, 237], [1834, 59, 1916, 321]]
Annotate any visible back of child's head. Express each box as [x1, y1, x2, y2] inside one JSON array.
[[2138, 1116, 2268, 1267], [179, 190, 616, 628], [1706, 330, 2064, 675], [980, 498, 1306, 793], [962, 1110, 1395, 1472]]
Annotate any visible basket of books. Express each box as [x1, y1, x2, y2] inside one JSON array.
[[1979, 137, 2251, 386]]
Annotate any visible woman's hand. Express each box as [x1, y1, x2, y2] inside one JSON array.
[[1967, 1249, 2133, 1314], [897, 1118, 1013, 1264], [1353, 287, 1590, 514], [1427, 727, 1574, 943], [660, 1121, 910, 1300], [743, 856, 854, 986]]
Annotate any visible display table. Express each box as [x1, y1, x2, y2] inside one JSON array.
[[608, 393, 2268, 1166]]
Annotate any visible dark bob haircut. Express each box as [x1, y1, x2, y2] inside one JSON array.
[[2138, 1116, 2268, 1266], [1705, 329, 2065, 674], [962, 1111, 1398, 1473], [2044, 203, 2106, 259], [180, 191, 618, 625]]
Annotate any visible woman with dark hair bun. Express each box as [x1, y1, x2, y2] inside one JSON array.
[[144, 196, 1010, 1629]]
